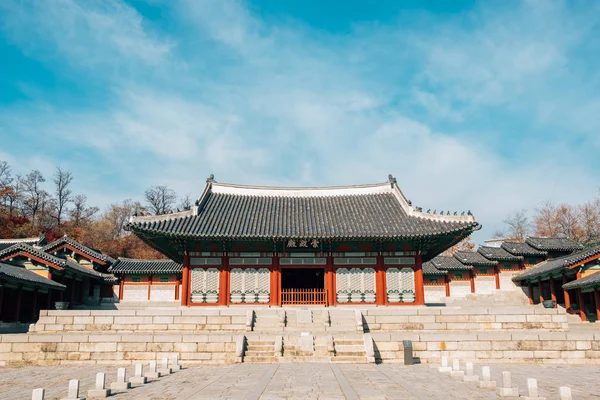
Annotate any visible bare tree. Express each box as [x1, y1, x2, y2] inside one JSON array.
[[105, 199, 145, 239], [554, 203, 581, 240], [535, 200, 559, 237], [70, 194, 99, 228], [20, 170, 47, 226], [0, 160, 12, 188], [501, 209, 530, 242], [179, 193, 193, 211], [53, 166, 73, 227], [579, 200, 600, 244], [144, 185, 177, 215]]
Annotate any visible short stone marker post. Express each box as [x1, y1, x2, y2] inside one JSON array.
[[110, 367, 131, 391], [59, 379, 84, 400], [171, 354, 182, 370], [158, 356, 172, 375], [145, 360, 161, 379], [31, 388, 45, 400], [87, 372, 110, 398], [498, 371, 519, 397], [438, 356, 452, 373], [450, 359, 464, 379], [463, 362, 479, 382], [478, 366, 497, 389], [129, 363, 148, 385], [521, 378, 546, 400], [559, 387, 572, 400]]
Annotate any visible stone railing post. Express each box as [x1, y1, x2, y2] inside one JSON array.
[[88, 372, 110, 398], [363, 333, 375, 363], [129, 363, 147, 385], [498, 371, 519, 397], [478, 366, 496, 389], [246, 310, 254, 331], [235, 335, 246, 363]]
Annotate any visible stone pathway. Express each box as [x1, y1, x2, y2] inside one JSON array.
[[1, 363, 599, 399]]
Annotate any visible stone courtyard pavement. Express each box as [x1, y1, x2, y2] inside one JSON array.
[[1, 363, 598, 399]]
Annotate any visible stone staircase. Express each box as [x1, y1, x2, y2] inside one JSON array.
[[243, 339, 279, 363], [332, 336, 368, 363]]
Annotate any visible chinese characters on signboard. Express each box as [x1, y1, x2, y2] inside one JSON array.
[[286, 239, 320, 249]]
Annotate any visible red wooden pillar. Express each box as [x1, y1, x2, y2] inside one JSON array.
[[528, 283, 534, 305], [15, 286, 23, 322], [326, 254, 335, 307], [469, 270, 475, 293], [444, 277, 450, 297], [269, 261, 278, 306], [217, 253, 230, 306], [148, 275, 153, 300], [175, 277, 180, 301], [414, 253, 425, 305], [31, 290, 38, 321], [273, 254, 281, 307], [549, 278, 557, 307], [181, 252, 190, 306], [494, 266, 500, 290], [538, 280, 544, 303], [375, 255, 385, 306], [562, 275, 571, 309], [118, 279, 124, 301], [594, 289, 600, 322]]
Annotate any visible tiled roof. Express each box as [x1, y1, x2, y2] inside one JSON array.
[[422, 260, 448, 276], [513, 245, 600, 282], [525, 237, 583, 252], [129, 176, 480, 240], [0, 261, 66, 290], [42, 235, 116, 264], [562, 271, 600, 290], [429, 256, 472, 271], [454, 251, 498, 266], [0, 243, 104, 280], [0, 237, 42, 252], [109, 258, 182, 275], [477, 246, 523, 261], [501, 242, 547, 257]]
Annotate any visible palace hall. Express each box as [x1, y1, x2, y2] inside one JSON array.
[[127, 175, 480, 307]]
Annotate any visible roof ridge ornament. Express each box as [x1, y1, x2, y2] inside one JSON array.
[[207, 174, 215, 183], [388, 174, 397, 187]]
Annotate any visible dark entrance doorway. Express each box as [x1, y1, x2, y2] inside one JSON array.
[[280, 268, 327, 306], [281, 268, 324, 289]]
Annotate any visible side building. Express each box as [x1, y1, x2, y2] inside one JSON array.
[[128, 175, 480, 307]]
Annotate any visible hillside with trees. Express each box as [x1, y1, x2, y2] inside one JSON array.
[[0, 160, 192, 259]]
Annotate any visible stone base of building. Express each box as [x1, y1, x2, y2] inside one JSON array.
[[1, 306, 598, 366]]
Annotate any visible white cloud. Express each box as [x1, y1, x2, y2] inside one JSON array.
[[0, 0, 599, 244]]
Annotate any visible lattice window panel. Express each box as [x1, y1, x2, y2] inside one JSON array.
[[190, 268, 220, 303], [386, 267, 415, 303], [335, 268, 376, 303], [230, 268, 270, 303]]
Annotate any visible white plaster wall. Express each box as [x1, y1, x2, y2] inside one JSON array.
[[499, 271, 520, 291], [475, 276, 496, 294], [150, 285, 176, 302], [424, 286, 446, 304], [122, 286, 148, 302], [449, 281, 471, 298]]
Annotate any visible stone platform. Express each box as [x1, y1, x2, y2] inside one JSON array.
[[1, 305, 598, 366]]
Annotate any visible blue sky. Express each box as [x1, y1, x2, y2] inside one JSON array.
[[1, 0, 600, 243]]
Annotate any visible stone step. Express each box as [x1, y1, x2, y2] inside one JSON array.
[[335, 351, 366, 357], [244, 356, 279, 363], [244, 351, 276, 357], [332, 355, 367, 363], [334, 340, 363, 346], [334, 345, 364, 353], [246, 346, 274, 352]]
